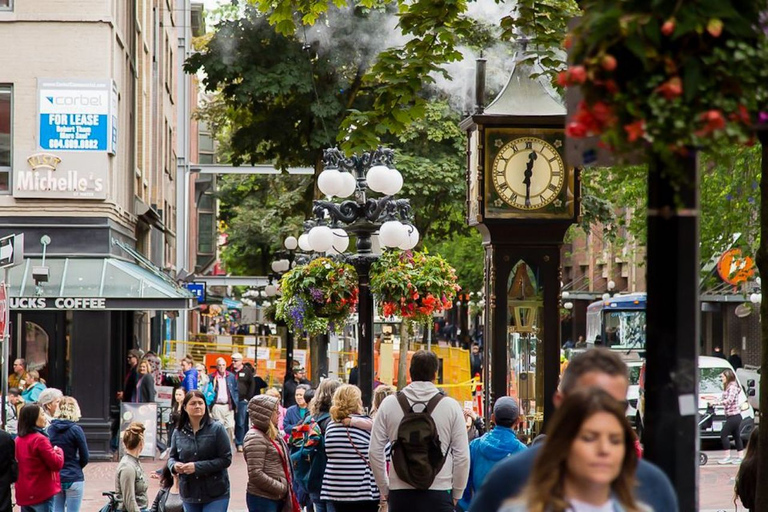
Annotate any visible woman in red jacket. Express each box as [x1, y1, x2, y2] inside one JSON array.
[[15, 403, 65, 512]]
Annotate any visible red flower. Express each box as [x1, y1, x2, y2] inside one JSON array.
[[624, 120, 646, 142], [557, 71, 570, 88], [566, 121, 588, 138], [696, 110, 726, 136], [661, 19, 675, 37], [655, 77, 682, 100], [564, 34, 572, 50], [569, 65, 587, 84], [601, 54, 617, 72], [729, 105, 751, 125]]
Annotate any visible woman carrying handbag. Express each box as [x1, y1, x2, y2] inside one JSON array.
[[321, 385, 382, 512], [243, 395, 300, 512]]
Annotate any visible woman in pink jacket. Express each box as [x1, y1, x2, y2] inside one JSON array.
[[15, 403, 65, 512]]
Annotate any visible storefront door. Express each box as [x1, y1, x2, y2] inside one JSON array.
[[14, 311, 67, 392]]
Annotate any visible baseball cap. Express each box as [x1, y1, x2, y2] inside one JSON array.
[[231, 353, 243, 360], [493, 396, 520, 425]]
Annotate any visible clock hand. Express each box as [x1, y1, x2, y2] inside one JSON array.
[[523, 151, 537, 207]]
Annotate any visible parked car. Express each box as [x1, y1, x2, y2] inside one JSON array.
[[635, 356, 755, 444]]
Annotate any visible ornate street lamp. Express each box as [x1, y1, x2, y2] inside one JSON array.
[[305, 147, 418, 407]]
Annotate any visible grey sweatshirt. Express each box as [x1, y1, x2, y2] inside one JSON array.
[[368, 381, 470, 500], [116, 454, 149, 512]]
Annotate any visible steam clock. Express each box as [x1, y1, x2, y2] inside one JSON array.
[[461, 54, 579, 432]]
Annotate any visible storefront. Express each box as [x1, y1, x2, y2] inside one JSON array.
[[7, 256, 193, 458]]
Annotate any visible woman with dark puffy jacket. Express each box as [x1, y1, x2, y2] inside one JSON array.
[[49, 397, 89, 512], [243, 395, 299, 512]]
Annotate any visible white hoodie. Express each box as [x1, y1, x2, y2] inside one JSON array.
[[368, 381, 470, 500]]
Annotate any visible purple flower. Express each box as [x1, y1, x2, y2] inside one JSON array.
[[759, 111, 768, 124], [309, 287, 324, 304]]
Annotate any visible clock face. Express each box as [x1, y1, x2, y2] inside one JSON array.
[[491, 137, 565, 210]]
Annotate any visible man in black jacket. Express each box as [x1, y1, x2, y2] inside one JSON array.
[[0, 428, 17, 512], [283, 366, 310, 408], [229, 353, 267, 452]]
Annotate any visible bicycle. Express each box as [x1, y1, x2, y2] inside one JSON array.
[[99, 491, 120, 512]]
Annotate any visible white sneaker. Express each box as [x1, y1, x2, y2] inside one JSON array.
[[718, 457, 733, 465], [731, 458, 743, 465]]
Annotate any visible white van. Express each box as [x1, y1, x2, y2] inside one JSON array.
[[635, 356, 755, 443]]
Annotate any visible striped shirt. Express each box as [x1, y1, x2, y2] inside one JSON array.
[[320, 417, 381, 502]]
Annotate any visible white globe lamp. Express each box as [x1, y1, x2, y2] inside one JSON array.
[[562, 291, 570, 299], [331, 228, 349, 252], [337, 172, 357, 198], [380, 168, 403, 196], [284, 236, 298, 251], [298, 234, 312, 252], [265, 284, 277, 297], [602, 293, 611, 301], [398, 224, 419, 250], [379, 220, 407, 248], [308, 225, 334, 253], [270, 261, 281, 273], [318, 168, 344, 197], [564, 302, 574, 310], [366, 164, 389, 194]]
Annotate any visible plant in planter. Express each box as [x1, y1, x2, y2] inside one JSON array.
[[371, 249, 460, 324], [562, 0, 768, 161], [274, 257, 359, 336]]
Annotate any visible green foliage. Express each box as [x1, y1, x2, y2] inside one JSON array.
[[370, 249, 460, 323], [275, 257, 359, 335], [427, 230, 484, 293], [218, 174, 314, 275], [500, 0, 579, 84]]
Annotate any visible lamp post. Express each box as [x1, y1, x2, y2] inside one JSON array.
[[307, 147, 418, 407]]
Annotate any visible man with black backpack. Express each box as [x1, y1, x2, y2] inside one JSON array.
[[369, 350, 470, 512]]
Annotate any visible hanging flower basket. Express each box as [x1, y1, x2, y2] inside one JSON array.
[[562, 0, 768, 161], [275, 257, 359, 336], [370, 250, 460, 324]]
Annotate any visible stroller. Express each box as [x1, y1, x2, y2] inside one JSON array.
[[698, 404, 716, 465]]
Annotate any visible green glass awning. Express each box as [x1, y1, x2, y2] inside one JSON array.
[[6, 258, 195, 311]]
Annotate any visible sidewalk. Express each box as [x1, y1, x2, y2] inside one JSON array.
[[82, 451, 250, 511]]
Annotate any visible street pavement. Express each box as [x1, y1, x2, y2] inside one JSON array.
[[77, 448, 741, 512]]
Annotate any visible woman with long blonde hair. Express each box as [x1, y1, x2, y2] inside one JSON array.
[[500, 388, 647, 512], [321, 385, 381, 512], [243, 395, 299, 512]]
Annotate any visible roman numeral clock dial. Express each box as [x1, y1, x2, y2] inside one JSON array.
[[492, 137, 565, 210]]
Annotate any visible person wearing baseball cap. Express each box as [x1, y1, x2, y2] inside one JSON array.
[[457, 396, 526, 510]]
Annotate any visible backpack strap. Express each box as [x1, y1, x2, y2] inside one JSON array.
[[396, 391, 413, 414], [426, 392, 444, 415]]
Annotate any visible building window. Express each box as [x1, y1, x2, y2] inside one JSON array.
[[0, 0, 12, 10], [0, 86, 11, 192], [198, 213, 214, 254]]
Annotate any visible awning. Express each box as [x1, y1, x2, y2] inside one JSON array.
[[7, 257, 195, 311]]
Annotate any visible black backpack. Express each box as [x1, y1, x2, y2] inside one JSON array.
[[391, 391, 448, 490]]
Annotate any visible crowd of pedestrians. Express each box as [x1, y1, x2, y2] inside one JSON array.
[[12, 345, 763, 511]]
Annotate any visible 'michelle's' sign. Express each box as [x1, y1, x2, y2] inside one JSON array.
[[12, 79, 117, 200]]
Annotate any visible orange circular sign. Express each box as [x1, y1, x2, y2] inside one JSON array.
[[717, 249, 755, 285]]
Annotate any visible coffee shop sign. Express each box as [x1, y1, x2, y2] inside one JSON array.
[[10, 297, 107, 309]]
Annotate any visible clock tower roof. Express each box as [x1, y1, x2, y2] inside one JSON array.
[[485, 52, 565, 117]]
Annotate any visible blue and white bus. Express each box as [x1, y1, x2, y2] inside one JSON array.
[[585, 292, 646, 354]]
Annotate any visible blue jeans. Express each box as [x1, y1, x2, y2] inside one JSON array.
[[21, 498, 53, 512], [52, 481, 84, 512], [235, 399, 249, 447], [246, 493, 282, 512], [182, 497, 230, 512], [309, 492, 336, 512]]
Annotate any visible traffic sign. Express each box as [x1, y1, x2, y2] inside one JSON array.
[[0, 233, 23, 268]]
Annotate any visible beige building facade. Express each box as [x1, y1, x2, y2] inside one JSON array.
[[0, 0, 194, 457]]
